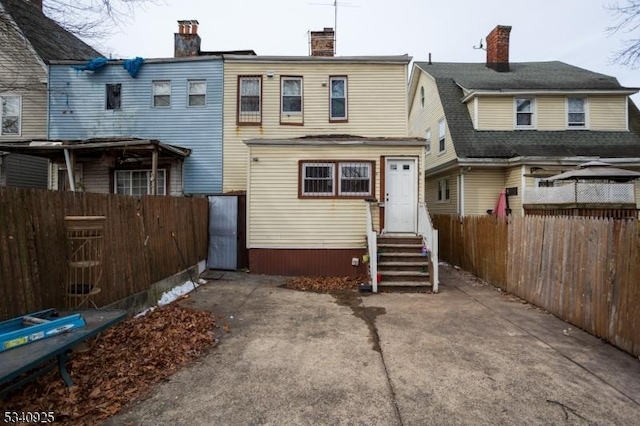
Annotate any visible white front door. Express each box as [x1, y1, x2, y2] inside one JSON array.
[[385, 158, 417, 233]]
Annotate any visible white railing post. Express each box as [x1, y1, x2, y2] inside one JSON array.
[[365, 202, 378, 293], [431, 229, 439, 293], [418, 203, 439, 293]]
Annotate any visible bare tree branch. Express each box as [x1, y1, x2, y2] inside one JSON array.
[[606, 1, 640, 68]]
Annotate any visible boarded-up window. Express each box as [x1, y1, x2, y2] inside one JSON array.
[[106, 84, 121, 110]]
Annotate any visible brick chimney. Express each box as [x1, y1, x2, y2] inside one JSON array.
[[309, 27, 335, 57], [486, 25, 511, 72], [174, 20, 201, 57], [30, 0, 43, 11]]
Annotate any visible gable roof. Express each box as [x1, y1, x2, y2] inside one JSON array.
[[413, 62, 640, 160], [0, 0, 101, 62]]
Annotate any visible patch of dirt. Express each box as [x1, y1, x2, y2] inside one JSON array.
[[0, 303, 217, 425], [284, 275, 368, 293]]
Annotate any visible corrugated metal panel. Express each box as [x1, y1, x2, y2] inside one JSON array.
[[477, 96, 512, 130], [247, 145, 422, 248], [537, 96, 565, 130], [208, 196, 237, 270], [590, 96, 627, 130], [223, 61, 409, 191], [48, 60, 224, 194], [464, 169, 505, 215], [4, 153, 48, 188]]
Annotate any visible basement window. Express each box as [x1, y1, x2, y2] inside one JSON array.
[[106, 84, 121, 110]]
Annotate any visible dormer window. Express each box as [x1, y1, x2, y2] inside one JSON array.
[[567, 97, 586, 128], [515, 97, 535, 128]]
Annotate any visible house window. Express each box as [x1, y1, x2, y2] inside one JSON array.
[[515, 97, 534, 127], [300, 160, 374, 198], [1, 95, 20, 135], [329, 76, 347, 121], [238, 76, 261, 124], [438, 119, 446, 152], [420, 86, 425, 109], [115, 169, 166, 196], [106, 84, 121, 110], [425, 129, 431, 154], [281, 77, 302, 114], [188, 80, 206, 107], [567, 97, 586, 127], [152, 81, 171, 107], [301, 163, 334, 196], [339, 162, 372, 196], [437, 179, 450, 201]]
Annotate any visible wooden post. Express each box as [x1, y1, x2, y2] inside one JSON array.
[[150, 148, 158, 195]]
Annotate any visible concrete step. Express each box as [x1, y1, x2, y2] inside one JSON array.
[[378, 281, 432, 287]]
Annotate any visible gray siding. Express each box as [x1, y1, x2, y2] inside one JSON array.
[[1, 153, 48, 188], [48, 59, 224, 194]]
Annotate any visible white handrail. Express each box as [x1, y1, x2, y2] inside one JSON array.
[[365, 202, 378, 293], [418, 203, 439, 293]]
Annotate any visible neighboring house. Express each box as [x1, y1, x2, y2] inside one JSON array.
[[44, 21, 255, 195], [224, 29, 426, 277], [408, 25, 640, 216], [0, 0, 100, 188]]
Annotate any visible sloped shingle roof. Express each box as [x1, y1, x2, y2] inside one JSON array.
[[0, 0, 101, 62], [415, 62, 640, 159]]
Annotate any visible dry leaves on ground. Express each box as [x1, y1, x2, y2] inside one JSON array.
[[0, 304, 216, 425], [284, 275, 368, 293]]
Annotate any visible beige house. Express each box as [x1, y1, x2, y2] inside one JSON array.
[[225, 30, 430, 278], [408, 25, 640, 217], [0, 0, 100, 188]]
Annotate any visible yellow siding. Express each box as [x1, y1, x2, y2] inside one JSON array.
[[425, 172, 458, 215], [466, 99, 476, 128], [505, 166, 524, 216], [537, 96, 565, 130], [463, 169, 505, 215], [247, 144, 422, 248], [590, 96, 628, 130], [224, 61, 409, 191], [476, 96, 513, 130]]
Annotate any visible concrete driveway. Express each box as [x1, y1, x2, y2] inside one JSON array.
[[109, 265, 640, 425]]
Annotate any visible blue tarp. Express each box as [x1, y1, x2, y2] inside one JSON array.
[[72, 57, 108, 72], [123, 57, 145, 78]]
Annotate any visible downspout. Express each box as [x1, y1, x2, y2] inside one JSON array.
[[459, 173, 465, 216], [63, 148, 75, 191], [150, 148, 158, 195]]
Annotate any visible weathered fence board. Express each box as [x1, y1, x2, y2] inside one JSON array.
[[434, 214, 640, 358], [0, 187, 208, 320]]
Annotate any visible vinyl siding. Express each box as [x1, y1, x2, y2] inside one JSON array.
[[224, 61, 409, 192], [590, 96, 628, 130], [247, 144, 422, 248], [537, 96, 565, 130], [476, 96, 513, 130], [2, 153, 48, 188], [425, 172, 458, 215], [466, 99, 476, 128], [463, 169, 505, 215], [505, 166, 524, 216], [48, 59, 224, 194]]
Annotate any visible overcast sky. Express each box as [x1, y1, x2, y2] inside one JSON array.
[[97, 0, 640, 104]]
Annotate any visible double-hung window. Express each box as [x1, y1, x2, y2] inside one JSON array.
[[567, 97, 586, 128], [106, 84, 121, 110], [1, 95, 20, 135], [438, 119, 446, 153], [238, 76, 261, 124], [437, 179, 450, 202], [425, 129, 432, 154], [329, 76, 347, 121], [281, 77, 302, 114], [300, 161, 373, 198], [152, 81, 171, 107], [515, 97, 534, 128], [115, 169, 166, 196], [188, 80, 206, 107]]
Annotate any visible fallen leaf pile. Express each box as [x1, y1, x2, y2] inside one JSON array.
[[285, 275, 368, 293], [0, 303, 216, 425]]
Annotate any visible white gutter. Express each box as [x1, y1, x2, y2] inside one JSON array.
[[461, 89, 638, 103]]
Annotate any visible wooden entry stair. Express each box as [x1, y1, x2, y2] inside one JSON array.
[[377, 234, 431, 291]]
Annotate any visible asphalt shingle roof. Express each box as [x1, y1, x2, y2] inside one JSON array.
[[415, 62, 640, 159], [1, 0, 101, 62]]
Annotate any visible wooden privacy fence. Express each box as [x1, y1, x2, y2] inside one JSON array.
[[0, 187, 208, 321], [433, 214, 640, 357]]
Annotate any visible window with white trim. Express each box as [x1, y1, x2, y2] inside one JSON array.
[[152, 81, 171, 107], [329, 76, 347, 121], [281, 77, 302, 114], [1, 95, 20, 135], [300, 161, 373, 198], [425, 129, 431, 154], [238, 76, 261, 123], [188, 80, 206, 107], [515, 97, 534, 127], [438, 119, 446, 152], [115, 169, 166, 196], [437, 178, 450, 201], [567, 97, 586, 127]]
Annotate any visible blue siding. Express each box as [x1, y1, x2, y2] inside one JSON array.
[[48, 59, 224, 194]]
